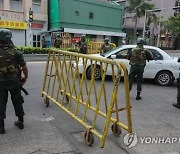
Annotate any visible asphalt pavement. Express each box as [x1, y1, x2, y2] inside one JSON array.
[[1, 50, 180, 154], [0, 62, 128, 154]]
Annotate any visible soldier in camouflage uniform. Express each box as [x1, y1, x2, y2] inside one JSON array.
[[0, 29, 28, 134], [41, 34, 46, 48], [101, 38, 113, 53], [76, 34, 88, 54], [127, 38, 153, 100], [54, 34, 62, 48]]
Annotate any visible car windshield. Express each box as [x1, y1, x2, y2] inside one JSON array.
[[101, 46, 123, 57]]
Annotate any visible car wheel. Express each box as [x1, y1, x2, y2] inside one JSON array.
[[155, 71, 173, 86], [86, 65, 101, 80]]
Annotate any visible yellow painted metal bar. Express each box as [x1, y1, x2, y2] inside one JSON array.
[[41, 49, 132, 148], [51, 53, 58, 98], [42, 92, 102, 139], [92, 63, 108, 129], [56, 53, 62, 102], [119, 63, 132, 133], [74, 59, 88, 116], [41, 50, 51, 96], [67, 57, 80, 111], [100, 64, 121, 148], [46, 52, 54, 96]]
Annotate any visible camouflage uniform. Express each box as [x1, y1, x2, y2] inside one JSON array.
[[76, 35, 88, 54], [0, 29, 28, 134], [54, 35, 62, 48], [101, 38, 112, 53], [127, 38, 153, 100], [42, 35, 46, 48]]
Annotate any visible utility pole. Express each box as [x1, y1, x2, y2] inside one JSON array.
[[157, 0, 164, 47], [29, 8, 34, 46], [143, 6, 180, 46]]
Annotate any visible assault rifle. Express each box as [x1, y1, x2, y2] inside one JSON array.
[[20, 70, 29, 95], [21, 84, 29, 95]]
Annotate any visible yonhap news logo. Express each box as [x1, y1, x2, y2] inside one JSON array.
[[124, 133, 138, 148], [124, 133, 180, 148]]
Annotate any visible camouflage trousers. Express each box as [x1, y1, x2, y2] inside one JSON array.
[[129, 65, 145, 92], [0, 85, 24, 120]]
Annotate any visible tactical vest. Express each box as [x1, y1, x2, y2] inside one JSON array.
[[129, 47, 147, 66], [79, 41, 87, 54], [0, 46, 20, 78], [103, 43, 112, 53], [54, 38, 62, 48]]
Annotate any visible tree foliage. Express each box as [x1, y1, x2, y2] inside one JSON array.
[[163, 15, 180, 36], [125, 0, 156, 39]]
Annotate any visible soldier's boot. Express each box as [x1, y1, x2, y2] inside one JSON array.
[[0, 119, 5, 134], [14, 117, 24, 129], [136, 91, 142, 100], [173, 97, 180, 109]]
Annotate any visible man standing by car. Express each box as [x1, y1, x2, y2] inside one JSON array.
[[127, 38, 153, 100], [54, 33, 62, 48], [101, 38, 113, 53], [0, 29, 28, 134], [76, 34, 88, 54], [41, 34, 46, 48]]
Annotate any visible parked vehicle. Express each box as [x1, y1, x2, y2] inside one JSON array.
[[75, 45, 180, 86]]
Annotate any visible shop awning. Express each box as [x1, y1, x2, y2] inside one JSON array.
[[64, 28, 126, 37]]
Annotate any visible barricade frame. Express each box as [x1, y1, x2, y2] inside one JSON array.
[[41, 49, 132, 148]]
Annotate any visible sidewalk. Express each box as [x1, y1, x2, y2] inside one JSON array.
[[164, 50, 180, 54]]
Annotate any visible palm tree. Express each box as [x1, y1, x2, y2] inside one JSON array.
[[146, 11, 159, 45], [125, 0, 155, 40]]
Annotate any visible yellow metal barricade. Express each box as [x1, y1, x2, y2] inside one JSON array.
[[88, 41, 116, 54], [41, 49, 132, 148]]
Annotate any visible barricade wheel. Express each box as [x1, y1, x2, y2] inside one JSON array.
[[66, 95, 69, 102], [111, 124, 122, 137], [84, 131, 94, 146], [44, 97, 49, 107]]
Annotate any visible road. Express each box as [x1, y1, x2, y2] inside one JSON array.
[[0, 51, 180, 154]]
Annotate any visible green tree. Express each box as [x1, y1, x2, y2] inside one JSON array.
[[162, 15, 180, 49], [146, 11, 159, 45], [125, 0, 155, 40], [163, 15, 180, 36]]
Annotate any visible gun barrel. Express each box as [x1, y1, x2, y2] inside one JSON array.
[[21, 86, 29, 95]]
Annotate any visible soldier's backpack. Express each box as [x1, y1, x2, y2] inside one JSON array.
[[0, 46, 20, 78]]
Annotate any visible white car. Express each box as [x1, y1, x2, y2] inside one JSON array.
[[76, 45, 180, 86]]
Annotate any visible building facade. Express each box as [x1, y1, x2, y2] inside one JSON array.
[[0, 0, 48, 47], [109, 0, 180, 48], [49, 0, 125, 46]]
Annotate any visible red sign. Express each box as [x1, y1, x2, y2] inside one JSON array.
[[30, 23, 43, 29], [72, 37, 80, 43]]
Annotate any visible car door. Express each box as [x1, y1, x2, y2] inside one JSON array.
[[143, 48, 164, 79], [109, 48, 132, 76]]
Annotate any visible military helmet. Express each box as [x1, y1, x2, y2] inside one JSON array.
[[81, 34, 86, 41], [104, 38, 109, 42], [137, 38, 145, 45], [0, 29, 12, 41]]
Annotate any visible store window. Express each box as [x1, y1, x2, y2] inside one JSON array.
[[11, 0, 21, 11], [32, 0, 41, 14], [33, 35, 40, 47], [75, 11, 79, 16], [89, 12, 94, 19], [0, 0, 3, 9]]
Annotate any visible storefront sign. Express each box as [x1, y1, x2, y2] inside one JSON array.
[[30, 23, 43, 29], [0, 10, 24, 21], [72, 37, 80, 43], [0, 20, 27, 29]]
